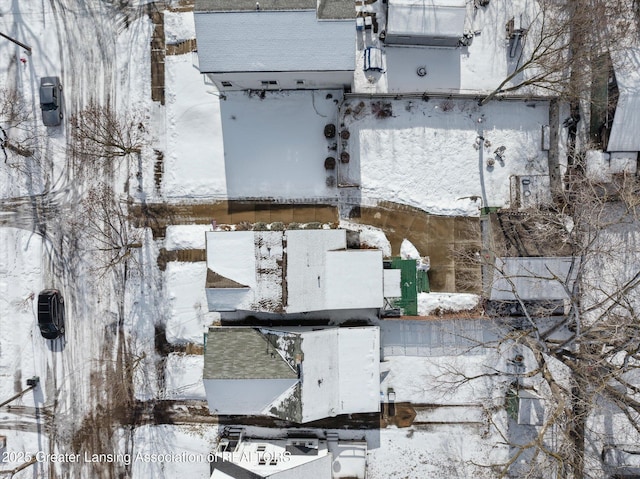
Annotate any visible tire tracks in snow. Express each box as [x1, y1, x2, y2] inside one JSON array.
[[41, 3, 148, 477]]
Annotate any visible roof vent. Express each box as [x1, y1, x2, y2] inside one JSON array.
[[417, 66, 427, 77]]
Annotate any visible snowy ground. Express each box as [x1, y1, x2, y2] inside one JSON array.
[[161, 52, 227, 200], [164, 262, 214, 344], [131, 424, 219, 478], [154, 61, 553, 215], [418, 292, 480, 316], [0, 228, 49, 472], [0, 3, 565, 479]]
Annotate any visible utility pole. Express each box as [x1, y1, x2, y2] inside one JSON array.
[[0, 377, 39, 408], [0, 32, 32, 55]]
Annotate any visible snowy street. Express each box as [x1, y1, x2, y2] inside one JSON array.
[[0, 1, 156, 477]]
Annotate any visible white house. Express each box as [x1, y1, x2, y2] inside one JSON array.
[[194, 0, 356, 91], [203, 326, 380, 423], [205, 229, 391, 314], [210, 432, 367, 479], [385, 0, 466, 47]]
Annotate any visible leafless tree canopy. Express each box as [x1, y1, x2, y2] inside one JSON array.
[[0, 87, 35, 161], [76, 183, 142, 276], [70, 100, 147, 163], [481, 0, 637, 105], [454, 169, 640, 478]]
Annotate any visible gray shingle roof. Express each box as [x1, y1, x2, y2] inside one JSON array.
[[204, 327, 298, 380], [195, 0, 354, 19], [317, 0, 354, 19], [196, 0, 315, 12]]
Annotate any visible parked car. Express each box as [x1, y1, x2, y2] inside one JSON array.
[[39, 77, 63, 126], [37, 289, 65, 339]]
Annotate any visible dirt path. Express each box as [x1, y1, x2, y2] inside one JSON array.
[[130, 200, 340, 238], [347, 202, 481, 292]]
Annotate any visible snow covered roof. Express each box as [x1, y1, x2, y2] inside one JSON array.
[[203, 326, 380, 423], [205, 229, 385, 313], [490, 257, 578, 301], [608, 48, 640, 152], [386, 0, 466, 45], [210, 435, 366, 479], [194, 10, 355, 73], [211, 438, 332, 478]]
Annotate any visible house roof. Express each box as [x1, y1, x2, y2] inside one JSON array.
[[203, 328, 299, 380], [324, 250, 385, 309], [298, 327, 380, 421], [205, 231, 258, 290], [211, 437, 334, 478], [203, 326, 380, 423], [386, 0, 466, 39], [608, 48, 640, 152], [284, 229, 385, 312], [195, 0, 354, 19], [205, 229, 384, 313], [196, 0, 315, 12], [194, 10, 355, 73], [210, 436, 367, 479]]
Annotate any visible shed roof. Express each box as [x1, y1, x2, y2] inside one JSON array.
[[386, 0, 466, 39], [490, 257, 578, 301], [608, 48, 640, 152], [194, 10, 355, 73]]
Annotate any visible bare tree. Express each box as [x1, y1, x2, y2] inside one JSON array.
[[0, 87, 35, 162], [74, 183, 142, 276], [449, 169, 640, 479], [70, 100, 147, 167], [480, 0, 635, 106]]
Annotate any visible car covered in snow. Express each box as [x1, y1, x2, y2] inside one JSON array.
[[37, 289, 65, 339], [39, 76, 63, 126]]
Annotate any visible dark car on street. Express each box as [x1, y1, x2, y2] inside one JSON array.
[[37, 289, 65, 339], [39, 77, 63, 126]]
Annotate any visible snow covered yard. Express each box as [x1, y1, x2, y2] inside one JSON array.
[[164, 262, 212, 344], [340, 97, 550, 215], [0, 228, 44, 402], [0, 228, 49, 471], [161, 52, 227, 200], [367, 426, 508, 479], [131, 424, 218, 478], [370, 319, 511, 478]]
